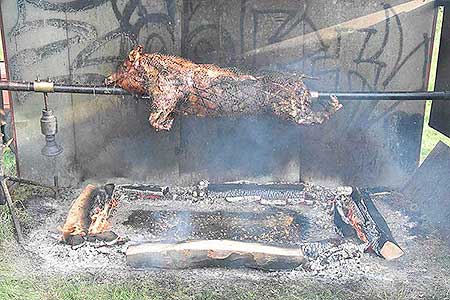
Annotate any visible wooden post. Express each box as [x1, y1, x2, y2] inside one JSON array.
[[0, 138, 23, 243]]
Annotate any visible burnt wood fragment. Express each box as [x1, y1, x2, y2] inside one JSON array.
[[207, 182, 305, 200], [60, 184, 119, 246], [114, 184, 170, 200]]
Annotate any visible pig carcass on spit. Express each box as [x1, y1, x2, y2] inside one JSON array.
[[107, 45, 342, 131]]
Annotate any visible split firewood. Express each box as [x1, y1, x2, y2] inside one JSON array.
[[60, 184, 118, 247], [60, 184, 97, 243], [107, 45, 342, 131], [333, 187, 404, 260], [126, 240, 305, 270]]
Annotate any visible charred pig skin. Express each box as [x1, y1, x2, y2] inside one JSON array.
[[107, 45, 342, 131]]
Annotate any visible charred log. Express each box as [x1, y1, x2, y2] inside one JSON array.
[[113, 184, 170, 201], [107, 45, 342, 131], [126, 240, 305, 270], [60, 184, 118, 247], [333, 187, 404, 260], [206, 182, 305, 201]]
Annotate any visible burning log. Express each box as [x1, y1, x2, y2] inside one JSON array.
[[333, 187, 404, 260], [60, 184, 97, 245], [126, 240, 305, 270], [88, 198, 118, 235], [60, 184, 119, 247], [107, 45, 342, 131]]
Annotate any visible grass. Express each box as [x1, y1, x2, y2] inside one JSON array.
[[0, 274, 447, 300], [0, 274, 441, 300]]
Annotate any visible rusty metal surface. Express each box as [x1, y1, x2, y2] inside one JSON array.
[[0, 0, 437, 186]]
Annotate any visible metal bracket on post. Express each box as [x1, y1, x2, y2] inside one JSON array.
[[40, 92, 63, 157]]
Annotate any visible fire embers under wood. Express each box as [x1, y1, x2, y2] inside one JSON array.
[[106, 45, 342, 131], [60, 184, 119, 248], [333, 187, 404, 260]]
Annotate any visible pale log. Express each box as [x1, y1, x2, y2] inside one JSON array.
[[60, 184, 97, 241], [126, 240, 305, 271]]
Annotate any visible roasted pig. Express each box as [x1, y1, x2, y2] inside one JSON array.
[[107, 45, 342, 131]]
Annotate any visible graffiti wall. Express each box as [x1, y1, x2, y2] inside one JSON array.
[[0, 0, 437, 187]]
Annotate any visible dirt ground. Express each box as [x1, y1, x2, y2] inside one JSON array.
[[3, 182, 450, 300]]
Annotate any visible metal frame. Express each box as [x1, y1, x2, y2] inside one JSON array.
[[1, 80, 450, 101]]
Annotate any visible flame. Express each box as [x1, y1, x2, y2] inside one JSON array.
[[347, 207, 368, 243], [88, 198, 118, 235]]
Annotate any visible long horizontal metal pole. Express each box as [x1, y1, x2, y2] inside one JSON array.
[[0, 81, 131, 95], [313, 91, 450, 101], [1, 80, 450, 100]]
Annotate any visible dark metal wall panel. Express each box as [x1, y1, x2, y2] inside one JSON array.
[[0, 0, 182, 185], [430, 6, 450, 138], [0, 1, 79, 185], [66, 1, 182, 184]]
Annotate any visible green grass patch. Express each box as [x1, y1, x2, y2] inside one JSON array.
[[0, 275, 41, 300], [3, 148, 16, 176], [0, 275, 395, 300]]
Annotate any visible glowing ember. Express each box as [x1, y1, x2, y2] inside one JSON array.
[[88, 198, 118, 235]]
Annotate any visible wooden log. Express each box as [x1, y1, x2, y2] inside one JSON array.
[[334, 187, 403, 260], [60, 184, 97, 242], [126, 240, 305, 271]]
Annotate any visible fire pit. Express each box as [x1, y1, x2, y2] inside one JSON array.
[[21, 180, 433, 287], [47, 180, 404, 273]]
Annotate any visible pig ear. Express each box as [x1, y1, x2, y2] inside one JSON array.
[[128, 45, 144, 62], [135, 45, 144, 53]]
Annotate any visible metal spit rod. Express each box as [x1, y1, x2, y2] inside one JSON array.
[[1, 80, 450, 100], [310, 91, 450, 101], [0, 80, 130, 95]]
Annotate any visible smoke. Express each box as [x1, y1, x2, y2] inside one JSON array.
[[192, 116, 302, 183]]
